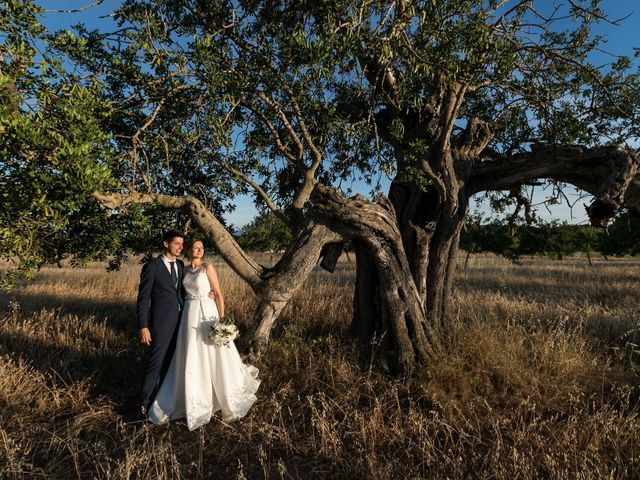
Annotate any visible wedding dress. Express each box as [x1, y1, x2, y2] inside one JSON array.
[[148, 264, 260, 430]]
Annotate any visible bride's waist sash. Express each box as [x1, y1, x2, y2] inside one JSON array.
[[185, 294, 211, 300], [184, 294, 219, 322]]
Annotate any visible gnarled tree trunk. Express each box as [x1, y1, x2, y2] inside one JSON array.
[[424, 199, 467, 327], [242, 221, 341, 354], [309, 142, 640, 373], [386, 178, 468, 328], [310, 185, 439, 373]]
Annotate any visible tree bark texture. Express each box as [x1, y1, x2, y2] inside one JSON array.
[[309, 184, 439, 373], [470, 145, 640, 225], [387, 176, 467, 328], [242, 222, 341, 354]]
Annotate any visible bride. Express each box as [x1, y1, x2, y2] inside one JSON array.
[[148, 239, 260, 430]]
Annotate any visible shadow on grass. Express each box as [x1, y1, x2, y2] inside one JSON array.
[[0, 323, 144, 417], [0, 290, 136, 337]]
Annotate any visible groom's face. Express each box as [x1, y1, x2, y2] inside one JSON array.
[[163, 236, 184, 259]]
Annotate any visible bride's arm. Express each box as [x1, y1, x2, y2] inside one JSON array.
[[205, 263, 225, 318]]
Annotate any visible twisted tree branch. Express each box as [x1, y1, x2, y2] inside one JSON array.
[[469, 144, 640, 226]]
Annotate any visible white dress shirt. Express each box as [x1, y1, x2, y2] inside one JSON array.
[[162, 254, 178, 274]]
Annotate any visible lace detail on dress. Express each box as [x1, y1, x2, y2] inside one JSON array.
[[220, 365, 260, 421], [184, 262, 207, 274], [183, 263, 209, 293], [186, 395, 214, 430]]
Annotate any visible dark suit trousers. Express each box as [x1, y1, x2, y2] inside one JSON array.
[[139, 319, 181, 409]]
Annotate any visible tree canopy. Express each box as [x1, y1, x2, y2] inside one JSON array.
[[0, 1, 120, 287]]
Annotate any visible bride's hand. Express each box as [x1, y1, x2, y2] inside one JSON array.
[[208, 290, 215, 300]]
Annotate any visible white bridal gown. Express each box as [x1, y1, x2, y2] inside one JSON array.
[[148, 264, 260, 430]]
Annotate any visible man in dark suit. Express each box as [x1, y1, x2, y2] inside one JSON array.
[[135, 230, 185, 418]]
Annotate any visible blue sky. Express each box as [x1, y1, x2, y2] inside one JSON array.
[[36, 0, 639, 227]]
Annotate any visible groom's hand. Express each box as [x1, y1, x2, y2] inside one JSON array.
[[139, 327, 151, 346]]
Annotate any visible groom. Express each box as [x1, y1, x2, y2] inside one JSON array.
[[135, 230, 185, 419]]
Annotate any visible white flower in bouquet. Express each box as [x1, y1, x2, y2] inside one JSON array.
[[208, 314, 240, 347]]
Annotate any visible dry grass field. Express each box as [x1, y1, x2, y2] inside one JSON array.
[[1, 253, 639, 479]]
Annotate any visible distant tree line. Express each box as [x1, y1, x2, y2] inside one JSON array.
[[237, 210, 639, 267], [460, 211, 640, 266]]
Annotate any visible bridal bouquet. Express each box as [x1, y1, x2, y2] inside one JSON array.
[[208, 314, 240, 347]]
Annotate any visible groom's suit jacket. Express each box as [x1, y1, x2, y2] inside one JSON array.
[[136, 255, 185, 332]]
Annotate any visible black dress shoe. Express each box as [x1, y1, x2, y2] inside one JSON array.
[[134, 404, 147, 423]]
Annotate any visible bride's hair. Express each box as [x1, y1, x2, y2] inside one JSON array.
[[184, 238, 204, 260]]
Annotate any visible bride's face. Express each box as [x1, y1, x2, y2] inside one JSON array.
[[189, 241, 204, 259]]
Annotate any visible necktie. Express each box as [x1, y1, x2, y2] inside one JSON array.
[[170, 261, 178, 288]]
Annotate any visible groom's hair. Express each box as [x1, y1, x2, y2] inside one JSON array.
[[162, 230, 185, 244]]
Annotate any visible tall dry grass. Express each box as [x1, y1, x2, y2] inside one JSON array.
[[1, 254, 639, 479]]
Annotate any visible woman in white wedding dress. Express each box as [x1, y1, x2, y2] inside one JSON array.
[[148, 240, 260, 430]]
